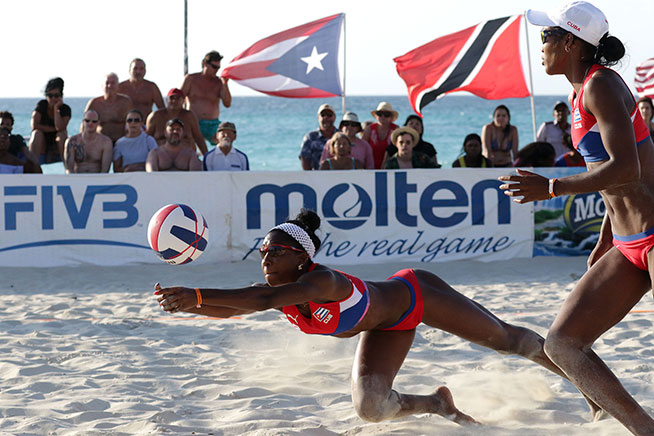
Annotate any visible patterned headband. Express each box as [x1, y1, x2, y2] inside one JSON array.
[[270, 223, 316, 258]]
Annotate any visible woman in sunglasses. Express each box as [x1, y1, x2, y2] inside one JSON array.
[[156, 209, 600, 426], [361, 102, 399, 169], [28, 77, 71, 165], [113, 110, 158, 172], [500, 2, 654, 433]]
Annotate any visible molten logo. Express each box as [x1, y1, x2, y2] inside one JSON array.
[[566, 21, 580, 31]]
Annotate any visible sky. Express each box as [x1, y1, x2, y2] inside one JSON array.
[[2, 0, 653, 98]]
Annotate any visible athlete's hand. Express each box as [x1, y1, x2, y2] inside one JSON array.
[[498, 169, 550, 203], [154, 283, 197, 313]]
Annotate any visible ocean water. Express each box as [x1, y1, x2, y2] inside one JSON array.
[[0, 95, 568, 173]]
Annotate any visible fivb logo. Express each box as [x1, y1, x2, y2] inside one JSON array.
[[2, 184, 138, 230], [245, 172, 511, 230]]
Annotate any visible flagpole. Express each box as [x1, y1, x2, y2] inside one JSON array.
[[341, 13, 346, 115], [184, 0, 188, 75], [523, 12, 537, 141]]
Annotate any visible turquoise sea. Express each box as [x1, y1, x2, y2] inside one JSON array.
[[0, 95, 568, 173]]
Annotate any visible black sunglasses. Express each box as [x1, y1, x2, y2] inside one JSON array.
[[540, 28, 568, 44], [258, 244, 305, 259], [83, 119, 99, 123], [376, 111, 392, 117], [126, 118, 142, 123], [341, 121, 359, 127], [207, 62, 220, 69]]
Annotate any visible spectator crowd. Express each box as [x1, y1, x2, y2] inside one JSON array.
[[6, 50, 654, 175]]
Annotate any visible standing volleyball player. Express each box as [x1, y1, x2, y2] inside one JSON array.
[[499, 2, 654, 434]]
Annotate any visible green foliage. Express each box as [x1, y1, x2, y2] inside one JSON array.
[[534, 209, 563, 224]]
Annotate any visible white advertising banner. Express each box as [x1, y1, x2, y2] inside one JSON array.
[[231, 169, 534, 264], [0, 169, 533, 267], [0, 173, 233, 267]]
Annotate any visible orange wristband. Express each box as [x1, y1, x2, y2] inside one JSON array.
[[548, 178, 558, 198], [194, 288, 202, 308]]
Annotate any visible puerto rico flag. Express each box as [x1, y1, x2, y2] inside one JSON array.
[[635, 58, 654, 99], [394, 15, 529, 115], [221, 14, 344, 98]]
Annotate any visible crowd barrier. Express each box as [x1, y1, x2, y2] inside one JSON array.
[[0, 168, 595, 267]]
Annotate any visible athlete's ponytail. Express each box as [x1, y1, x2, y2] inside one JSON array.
[[593, 33, 625, 67]]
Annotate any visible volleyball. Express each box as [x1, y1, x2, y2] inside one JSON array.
[[147, 204, 209, 265]]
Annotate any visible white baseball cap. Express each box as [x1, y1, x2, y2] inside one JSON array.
[[526, 1, 609, 47]]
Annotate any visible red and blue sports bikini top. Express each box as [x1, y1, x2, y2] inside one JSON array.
[[571, 64, 650, 163], [282, 264, 370, 335]]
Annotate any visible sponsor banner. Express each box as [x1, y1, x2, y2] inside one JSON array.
[[1, 169, 545, 267], [531, 167, 602, 256], [233, 169, 534, 264], [0, 173, 233, 267]]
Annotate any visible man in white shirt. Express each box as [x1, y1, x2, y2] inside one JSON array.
[[536, 101, 571, 158], [203, 122, 249, 171]]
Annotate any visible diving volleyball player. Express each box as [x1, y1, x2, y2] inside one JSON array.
[[155, 209, 600, 426], [499, 2, 654, 434]]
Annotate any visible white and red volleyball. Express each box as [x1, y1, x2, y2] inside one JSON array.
[[147, 204, 209, 265]]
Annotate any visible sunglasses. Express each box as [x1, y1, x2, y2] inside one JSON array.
[[540, 28, 568, 44], [376, 111, 392, 117], [207, 62, 220, 69], [126, 118, 142, 123], [46, 93, 62, 98], [83, 119, 99, 123], [341, 121, 359, 127], [258, 244, 305, 259]]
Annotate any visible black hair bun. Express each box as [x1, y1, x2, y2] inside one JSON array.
[[295, 209, 321, 233]]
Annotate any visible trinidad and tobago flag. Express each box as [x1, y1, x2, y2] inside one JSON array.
[[394, 15, 529, 116], [221, 14, 343, 98]]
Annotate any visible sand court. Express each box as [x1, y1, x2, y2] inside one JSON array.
[[1, 256, 652, 435]]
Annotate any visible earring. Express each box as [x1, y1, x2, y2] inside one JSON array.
[[298, 264, 303, 271], [565, 46, 570, 53]]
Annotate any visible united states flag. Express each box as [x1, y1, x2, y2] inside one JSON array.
[[394, 15, 529, 116], [221, 14, 344, 98], [635, 58, 654, 99]]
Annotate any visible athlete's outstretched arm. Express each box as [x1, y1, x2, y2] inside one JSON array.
[[155, 270, 347, 314]]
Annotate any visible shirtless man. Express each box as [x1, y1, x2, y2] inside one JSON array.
[[181, 51, 232, 144], [145, 88, 208, 155], [146, 119, 202, 172], [64, 110, 113, 174], [85, 73, 133, 144], [117, 58, 165, 119]]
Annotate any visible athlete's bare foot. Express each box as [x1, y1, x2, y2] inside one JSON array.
[[431, 386, 479, 425]]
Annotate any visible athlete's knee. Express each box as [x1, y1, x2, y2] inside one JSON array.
[[506, 326, 546, 359], [352, 389, 398, 423], [351, 377, 398, 422], [543, 329, 584, 366]]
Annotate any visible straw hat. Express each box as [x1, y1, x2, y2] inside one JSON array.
[[391, 126, 419, 145], [371, 102, 399, 122]]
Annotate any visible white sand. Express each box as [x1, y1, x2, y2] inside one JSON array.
[[1, 256, 652, 436]]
